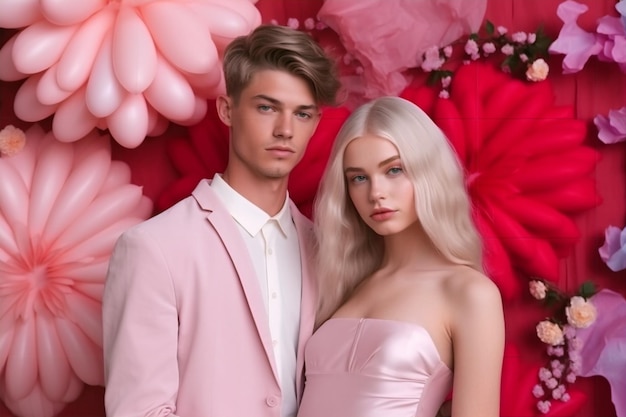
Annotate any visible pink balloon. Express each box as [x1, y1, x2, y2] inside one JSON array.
[[41, 0, 105, 26], [28, 140, 74, 237], [188, 1, 259, 40], [55, 318, 104, 385], [145, 55, 196, 121], [0, 35, 27, 81], [176, 97, 208, 126], [146, 107, 170, 137], [14, 73, 60, 122], [12, 20, 78, 74], [184, 65, 223, 98], [53, 87, 99, 142], [0, 214, 20, 258], [141, 1, 218, 74], [63, 292, 103, 346], [112, 7, 157, 93], [0, 0, 41, 28], [56, 7, 115, 91], [106, 93, 149, 148], [36, 64, 74, 105], [100, 160, 132, 192], [86, 31, 124, 117], [54, 186, 144, 252], [0, 316, 15, 371], [0, 161, 30, 229], [5, 319, 37, 400], [36, 314, 72, 401], [42, 143, 110, 244]]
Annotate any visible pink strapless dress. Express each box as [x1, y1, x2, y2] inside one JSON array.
[[297, 318, 452, 417]]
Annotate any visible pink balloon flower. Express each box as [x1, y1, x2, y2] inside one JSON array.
[[0, 124, 152, 417], [0, 0, 261, 148]]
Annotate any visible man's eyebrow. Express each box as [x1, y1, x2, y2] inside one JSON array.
[[253, 94, 318, 111], [344, 155, 400, 173]]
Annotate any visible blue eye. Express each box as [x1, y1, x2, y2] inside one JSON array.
[[258, 105, 273, 112], [388, 166, 403, 175], [350, 175, 367, 184], [296, 111, 312, 119]]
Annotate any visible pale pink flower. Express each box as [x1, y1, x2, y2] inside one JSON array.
[[561, 392, 571, 402], [532, 384, 545, 397], [529, 280, 547, 300], [287, 18, 300, 29], [545, 377, 559, 389], [512, 31, 528, 43], [594, 108, 626, 145], [537, 400, 551, 413], [526, 58, 550, 81], [519, 53, 529, 62], [537, 321, 565, 345], [539, 367, 552, 381], [501, 44, 515, 55], [304, 18, 316, 31], [528, 33, 537, 44], [421, 46, 445, 72], [438, 89, 450, 99], [441, 76, 452, 88], [566, 296, 597, 328], [497, 26, 508, 35], [482, 42, 496, 54], [566, 372, 577, 383], [464, 39, 479, 56], [0, 124, 26, 156], [443, 45, 453, 58]]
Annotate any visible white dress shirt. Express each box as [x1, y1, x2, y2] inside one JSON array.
[[211, 174, 302, 417]]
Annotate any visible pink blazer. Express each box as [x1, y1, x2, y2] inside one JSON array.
[[102, 180, 317, 417]]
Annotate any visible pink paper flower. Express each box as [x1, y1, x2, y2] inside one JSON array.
[[0, 125, 152, 417], [594, 107, 626, 144], [548, 0, 603, 73], [598, 225, 626, 271]]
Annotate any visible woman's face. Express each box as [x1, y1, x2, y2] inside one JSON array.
[[343, 134, 418, 236]]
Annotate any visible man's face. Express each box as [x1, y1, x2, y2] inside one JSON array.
[[218, 69, 321, 182]]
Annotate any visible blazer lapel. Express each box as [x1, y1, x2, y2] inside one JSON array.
[[291, 205, 318, 401], [193, 181, 280, 385]]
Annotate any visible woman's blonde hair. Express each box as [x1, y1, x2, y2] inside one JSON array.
[[314, 96, 483, 324]]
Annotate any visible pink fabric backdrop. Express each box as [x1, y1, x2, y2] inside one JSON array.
[[0, 0, 624, 416]]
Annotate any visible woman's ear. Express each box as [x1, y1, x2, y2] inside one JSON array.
[[216, 95, 233, 127]]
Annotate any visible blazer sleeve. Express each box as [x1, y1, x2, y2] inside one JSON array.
[[102, 227, 181, 417]]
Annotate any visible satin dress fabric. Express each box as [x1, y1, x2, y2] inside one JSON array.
[[297, 318, 452, 417]]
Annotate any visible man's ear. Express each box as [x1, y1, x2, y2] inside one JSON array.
[[216, 95, 233, 127]]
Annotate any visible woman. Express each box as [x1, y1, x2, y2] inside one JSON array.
[[297, 96, 505, 417]]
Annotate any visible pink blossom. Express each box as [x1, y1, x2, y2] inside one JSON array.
[[561, 392, 571, 402], [304, 18, 316, 31], [529, 280, 547, 300], [482, 42, 496, 54], [315, 21, 328, 31], [598, 224, 626, 271], [528, 33, 537, 44], [287, 18, 300, 29], [497, 26, 508, 35], [549, 0, 603, 73], [563, 325, 577, 339], [441, 76, 452, 88], [421, 46, 445, 72], [539, 367, 552, 381], [537, 400, 551, 413], [519, 53, 529, 62], [545, 378, 559, 389], [0, 125, 26, 157], [512, 31, 528, 43], [438, 89, 450, 99], [443, 45, 453, 58], [594, 107, 626, 144], [566, 296, 597, 328], [537, 321, 565, 345], [533, 384, 545, 398], [464, 39, 479, 56], [526, 58, 549, 81], [501, 44, 515, 55], [566, 372, 577, 383]]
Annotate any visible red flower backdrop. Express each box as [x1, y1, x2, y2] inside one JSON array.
[[400, 61, 600, 300]]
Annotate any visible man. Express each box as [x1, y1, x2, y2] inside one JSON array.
[[102, 24, 340, 417]]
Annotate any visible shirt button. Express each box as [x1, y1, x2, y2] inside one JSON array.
[[266, 396, 278, 407]]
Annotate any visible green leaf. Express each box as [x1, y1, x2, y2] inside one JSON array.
[[485, 20, 495, 36], [579, 281, 597, 298]]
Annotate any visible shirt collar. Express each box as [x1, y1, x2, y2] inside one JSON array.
[[211, 174, 292, 237]]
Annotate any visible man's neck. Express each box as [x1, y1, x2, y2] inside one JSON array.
[[221, 172, 289, 216]]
